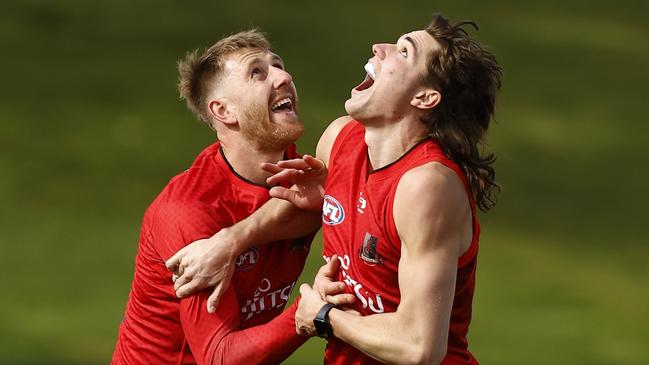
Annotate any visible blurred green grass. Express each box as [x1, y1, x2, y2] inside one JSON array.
[[1, 0, 647, 364]]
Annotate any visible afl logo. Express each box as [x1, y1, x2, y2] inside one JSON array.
[[235, 247, 260, 271], [323, 195, 345, 225]]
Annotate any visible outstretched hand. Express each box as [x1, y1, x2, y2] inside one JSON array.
[[261, 154, 327, 211]]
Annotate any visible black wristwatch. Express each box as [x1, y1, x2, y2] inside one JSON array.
[[313, 303, 336, 338]]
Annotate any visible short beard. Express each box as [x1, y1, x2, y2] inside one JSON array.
[[240, 104, 304, 153]]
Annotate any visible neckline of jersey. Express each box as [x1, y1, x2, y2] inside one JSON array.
[[366, 137, 432, 179], [217, 146, 272, 190]]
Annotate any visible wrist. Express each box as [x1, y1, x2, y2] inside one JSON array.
[[214, 226, 249, 260], [230, 207, 271, 250], [314, 303, 336, 338]]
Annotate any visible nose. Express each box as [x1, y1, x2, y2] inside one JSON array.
[[272, 67, 293, 89], [372, 44, 388, 59]]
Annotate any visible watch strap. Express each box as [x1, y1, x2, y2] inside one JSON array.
[[314, 303, 336, 338]]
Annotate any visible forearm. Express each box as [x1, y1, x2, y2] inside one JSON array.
[[224, 198, 321, 255], [211, 301, 306, 365], [182, 289, 307, 365], [328, 309, 436, 365]]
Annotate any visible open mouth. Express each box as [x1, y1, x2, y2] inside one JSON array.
[[353, 62, 376, 92], [271, 97, 294, 113]]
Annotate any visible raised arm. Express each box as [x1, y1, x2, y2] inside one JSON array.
[[295, 162, 472, 365], [167, 116, 354, 312]]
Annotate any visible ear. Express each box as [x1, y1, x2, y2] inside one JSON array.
[[410, 88, 441, 110], [208, 99, 238, 127]]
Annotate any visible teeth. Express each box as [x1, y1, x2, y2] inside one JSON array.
[[272, 97, 292, 110], [364, 62, 376, 80]]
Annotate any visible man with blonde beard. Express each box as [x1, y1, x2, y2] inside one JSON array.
[[112, 30, 351, 365]]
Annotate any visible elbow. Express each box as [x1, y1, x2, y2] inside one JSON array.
[[403, 344, 446, 365]]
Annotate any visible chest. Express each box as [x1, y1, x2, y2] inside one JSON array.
[[322, 165, 403, 314], [212, 187, 311, 326]]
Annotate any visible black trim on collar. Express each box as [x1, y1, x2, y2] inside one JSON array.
[[369, 137, 431, 175], [219, 146, 270, 189]]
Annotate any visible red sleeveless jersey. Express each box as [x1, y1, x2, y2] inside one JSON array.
[[112, 142, 312, 365], [321, 121, 480, 365]]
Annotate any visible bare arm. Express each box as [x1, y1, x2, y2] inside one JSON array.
[[296, 162, 472, 365], [166, 116, 353, 312]]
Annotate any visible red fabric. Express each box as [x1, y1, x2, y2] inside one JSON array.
[[321, 120, 480, 365], [112, 142, 311, 365]]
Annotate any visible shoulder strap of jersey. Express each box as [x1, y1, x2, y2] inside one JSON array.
[[328, 120, 362, 169]]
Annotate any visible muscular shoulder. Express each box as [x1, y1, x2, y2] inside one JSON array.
[[144, 173, 228, 250], [399, 162, 467, 205], [393, 162, 469, 250], [316, 115, 354, 166], [162, 153, 225, 202], [145, 197, 226, 259]]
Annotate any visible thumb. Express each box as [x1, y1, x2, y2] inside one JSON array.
[[269, 186, 299, 203], [207, 286, 223, 314], [304, 155, 325, 170], [207, 266, 234, 313], [299, 283, 312, 297], [319, 255, 340, 277]]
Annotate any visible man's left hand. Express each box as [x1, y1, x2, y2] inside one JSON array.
[[295, 283, 327, 337]]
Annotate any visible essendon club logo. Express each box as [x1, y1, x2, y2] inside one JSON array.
[[322, 195, 345, 225], [359, 232, 384, 265], [235, 246, 260, 271]]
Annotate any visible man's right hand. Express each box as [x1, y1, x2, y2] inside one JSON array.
[[261, 154, 327, 211], [165, 228, 238, 313]]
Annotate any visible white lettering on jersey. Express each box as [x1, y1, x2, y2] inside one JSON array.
[[335, 254, 385, 314], [240, 278, 296, 321], [357, 191, 367, 214]]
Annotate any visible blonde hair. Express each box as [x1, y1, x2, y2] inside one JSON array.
[[177, 29, 270, 128]]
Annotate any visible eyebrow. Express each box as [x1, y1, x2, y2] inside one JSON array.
[[403, 36, 418, 56], [271, 54, 284, 64], [241, 58, 260, 77], [246, 57, 262, 65], [245, 55, 284, 70]]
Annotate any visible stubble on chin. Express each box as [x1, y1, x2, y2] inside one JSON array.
[[241, 104, 304, 152]]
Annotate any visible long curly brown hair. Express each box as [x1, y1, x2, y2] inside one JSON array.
[[422, 14, 503, 211]]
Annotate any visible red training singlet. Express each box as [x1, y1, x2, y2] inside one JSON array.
[[321, 120, 480, 365], [112, 142, 312, 365]]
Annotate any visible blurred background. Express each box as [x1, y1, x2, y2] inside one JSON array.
[[1, 0, 648, 364]]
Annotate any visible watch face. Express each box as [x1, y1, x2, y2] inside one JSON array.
[[314, 317, 328, 337]]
